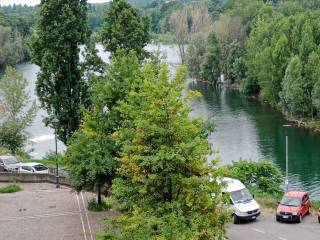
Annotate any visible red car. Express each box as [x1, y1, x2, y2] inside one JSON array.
[[276, 191, 311, 223]]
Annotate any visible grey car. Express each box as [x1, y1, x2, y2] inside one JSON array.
[[0, 156, 21, 172]]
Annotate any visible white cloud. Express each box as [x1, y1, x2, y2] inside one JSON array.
[[1, 0, 110, 6]]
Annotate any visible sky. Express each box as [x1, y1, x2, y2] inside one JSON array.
[[1, 0, 110, 6]]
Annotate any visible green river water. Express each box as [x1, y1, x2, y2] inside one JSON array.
[[189, 82, 320, 199]]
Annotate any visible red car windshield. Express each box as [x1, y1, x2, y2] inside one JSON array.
[[280, 196, 301, 207]]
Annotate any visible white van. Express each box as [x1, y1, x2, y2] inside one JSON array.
[[221, 177, 260, 224]]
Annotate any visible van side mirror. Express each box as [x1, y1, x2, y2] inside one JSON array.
[[252, 194, 255, 199]]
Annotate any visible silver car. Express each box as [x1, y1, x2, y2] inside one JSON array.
[[19, 162, 49, 174], [0, 155, 22, 172]]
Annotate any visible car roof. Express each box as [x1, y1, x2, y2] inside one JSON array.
[[21, 162, 45, 167], [220, 177, 246, 192], [285, 191, 307, 198]]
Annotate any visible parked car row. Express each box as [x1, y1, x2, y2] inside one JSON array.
[[0, 155, 49, 174], [220, 177, 320, 224]]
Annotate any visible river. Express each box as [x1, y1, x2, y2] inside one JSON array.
[[17, 44, 320, 199]]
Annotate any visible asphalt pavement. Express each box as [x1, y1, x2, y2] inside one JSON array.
[[228, 212, 320, 240], [0, 183, 114, 240]]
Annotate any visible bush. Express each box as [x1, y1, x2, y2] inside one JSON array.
[[0, 184, 22, 193], [227, 160, 284, 195], [39, 152, 66, 168], [87, 198, 113, 212]]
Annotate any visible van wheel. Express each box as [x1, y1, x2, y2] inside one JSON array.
[[233, 215, 240, 224], [318, 216, 320, 223]]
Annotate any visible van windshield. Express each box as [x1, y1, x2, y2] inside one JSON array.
[[231, 188, 253, 204]]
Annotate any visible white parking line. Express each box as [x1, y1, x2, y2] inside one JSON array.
[[81, 192, 94, 240], [251, 228, 266, 234], [76, 193, 88, 240]]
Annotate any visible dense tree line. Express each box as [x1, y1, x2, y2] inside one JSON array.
[[0, 5, 37, 69], [244, 10, 320, 117], [185, 0, 320, 125]]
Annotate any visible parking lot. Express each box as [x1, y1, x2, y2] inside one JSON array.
[[0, 183, 115, 240]]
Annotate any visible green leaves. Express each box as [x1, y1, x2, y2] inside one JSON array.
[[200, 32, 221, 84], [0, 66, 36, 153], [29, 0, 89, 144], [101, 0, 151, 60], [227, 160, 283, 195], [243, 8, 320, 119], [67, 50, 142, 204], [280, 56, 304, 116], [106, 60, 229, 239]]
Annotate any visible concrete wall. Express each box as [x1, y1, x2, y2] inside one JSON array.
[[0, 172, 70, 186]]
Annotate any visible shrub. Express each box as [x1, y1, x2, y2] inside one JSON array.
[[227, 160, 283, 195], [0, 184, 22, 193], [40, 152, 66, 168], [87, 197, 113, 212]]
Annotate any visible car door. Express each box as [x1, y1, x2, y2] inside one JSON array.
[[305, 194, 311, 212]]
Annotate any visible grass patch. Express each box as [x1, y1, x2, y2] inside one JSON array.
[[311, 200, 320, 211], [0, 184, 22, 193], [252, 190, 283, 210], [87, 197, 113, 212]]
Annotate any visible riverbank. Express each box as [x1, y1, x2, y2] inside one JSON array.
[[287, 118, 320, 133]]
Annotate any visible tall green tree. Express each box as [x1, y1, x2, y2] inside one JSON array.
[[104, 63, 229, 239], [225, 41, 245, 84], [101, 0, 150, 59], [280, 56, 305, 116], [67, 50, 141, 204], [29, 0, 89, 144], [186, 33, 207, 79], [304, 52, 320, 118], [200, 32, 221, 84], [312, 80, 320, 115], [0, 67, 37, 153]]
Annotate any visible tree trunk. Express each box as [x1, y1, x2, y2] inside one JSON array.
[[97, 187, 102, 205]]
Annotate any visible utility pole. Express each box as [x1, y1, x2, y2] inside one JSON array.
[[53, 118, 60, 189], [283, 124, 291, 192]]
